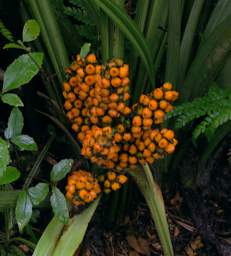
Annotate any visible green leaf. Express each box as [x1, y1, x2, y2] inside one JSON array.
[[0, 190, 19, 211], [0, 138, 10, 177], [1, 93, 24, 107], [0, 166, 20, 185], [32, 217, 64, 256], [80, 43, 91, 59], [50, 187, 69, 223], [2, 52, 43, 93], [11, 135, 38, 151], [23, 19, 40, 42], [94, 0, 154, 83], [28, 183, 49, 206], [53, 197, 100, 256], [3, 43, 25, 50], [4, 108, 24, 139], [15, 191, 32, 232], [182, 15, 231, 100], [128, 164, 174, 256], [50, 159, 73, 182]]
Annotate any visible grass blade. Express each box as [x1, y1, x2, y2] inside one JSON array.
[[94, 0, 154, 83], [32, 217, 64, 256], [53, 197, 100, 256], [180, 0, 205, 82], [128, 164, 174, 256], [165, 0, 182, 88], [0, 190, 20, 211], [182, 15, 231, 100]]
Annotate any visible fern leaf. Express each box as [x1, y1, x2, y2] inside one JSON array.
[[0, 20, 14, 42]]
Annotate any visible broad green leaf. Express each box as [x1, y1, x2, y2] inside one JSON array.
[[15, 191, 32, 232], [4, 108, 24, 139], [1, 93, 24, 107], [128, 164, 174, 256], [3, 43, 25, 50], [11, 135, 38, 151], [53, 197, 100, 256], [94, 0, 154, 83], [23, 19, 40, 42], [0, 166, 20, 185], [0, 138, 10, 177], [28, 183, 49, 206], [32, 217, 64, 256], [2, 52, 43, 93], [80, 43, 91, 59], [50, 159, 73, 182], [50, 187, 69, 223]]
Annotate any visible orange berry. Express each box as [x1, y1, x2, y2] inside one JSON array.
[[67, 92, 76, 102], [131, 126, 142, 135], [143, 118, 153, 127], [102, 115, 112, 123], [132, 116, 142, 126], [110, 93, 119, 102], [118, 174, 127, 184], [148, 142, 156, 152], [111, 182, 121, 191], [86, 53, 97, 63], [165, 91, 174, 101], [114, 133, 122, 143], [104, 180, 111, 188], [123, 133, 132, 142], [85, 75, 95, 86], [129, 144, 137, 155], [142, 108, 152, 118], [123, 92, 130, 101], [69, 77, 78, 86], [163, 130, 175, 140], [111, 77, 121, 87], [63, 82, 71, 92], [154, 109, 165, 119], [117, 124, 125, 133], [85, 64, 95, 74], [139, 94, 150, 106], [149, 99, 158, 110], [137, 141, 145, 151], [107, 171, 116, 181], [79, 91, 88, 100], [77, 131, 85, 141], [117, 102, 125, 112], [108, 109, 118, 118], [71, 123, 79, 132], [165, 104, 174, 112], [124, 106, 131, 115], [101, 78, 110, 88], [159, 100, 168, 110], [119, 65, 129, 78], [122, 77, 130, 86], [129, 156, 138, 165], [158, 138, 168, 148], [153, 88, 163, 100], [64, 101, 72, 110], [110, 67, 119, 77], [163, 82, 173, 90], [77, 68, 85, 77], [79, 189, 88, 199], [120, 153, 128, 163], [165, 144, 175, 154], [74, 100, 82, 108], [95, 65, 102, 74], [143, 149, 151, 158]]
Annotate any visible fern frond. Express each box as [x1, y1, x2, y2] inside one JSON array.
[[168, 86, 231, 140], [0, 20, 14, 42]]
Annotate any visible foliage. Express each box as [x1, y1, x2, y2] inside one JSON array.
[[0, 19, 14, 42], [167, 86, 231, 140]]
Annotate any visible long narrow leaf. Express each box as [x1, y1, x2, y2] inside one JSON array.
[[53, 197, 100, 256], [94, 0, 154, 83], [180, 0, 205, 82], [182, 15, 231, 100], [0, 190, 20, 211], [32, 217, 64, 256], [128, 165, 174, 256], [165, 0, 182, 88]]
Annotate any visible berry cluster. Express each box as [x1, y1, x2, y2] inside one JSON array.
[[98, 171, 128, 193], [63, 52, 179, 199], [65, 170, 101, 206]]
